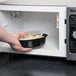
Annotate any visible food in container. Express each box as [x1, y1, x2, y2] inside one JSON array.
[[19, 31, 47, 48]]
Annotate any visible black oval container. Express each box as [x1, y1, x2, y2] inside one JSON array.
[[19, 33, 47, 48]]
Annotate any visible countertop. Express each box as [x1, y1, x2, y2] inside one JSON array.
[[0, 53, 76, 76]]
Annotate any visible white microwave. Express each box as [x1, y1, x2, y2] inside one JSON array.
[[0, 5, 74, 60]]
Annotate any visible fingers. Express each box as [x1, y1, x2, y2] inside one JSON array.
[[15, 47, 32, 52], [20, 47, 32, 52], [15, 32, 28, 39], [19, 32, 27, 35], [19, 32, 28, 38], [13, 32, 28, 39]]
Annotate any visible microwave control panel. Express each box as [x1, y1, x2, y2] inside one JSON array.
[[67, 8, 76, 53]]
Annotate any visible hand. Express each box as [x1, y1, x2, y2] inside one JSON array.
[[10, 32, 32, 52]]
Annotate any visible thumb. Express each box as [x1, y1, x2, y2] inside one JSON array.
[[19, 47, 32, 52]]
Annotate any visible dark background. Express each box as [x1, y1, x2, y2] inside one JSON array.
[[0, 53, 76, 76]]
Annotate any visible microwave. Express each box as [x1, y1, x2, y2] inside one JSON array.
[[0, 5, 76, 61]]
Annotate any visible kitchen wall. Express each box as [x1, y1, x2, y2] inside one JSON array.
[[1, 0, 76, 7]]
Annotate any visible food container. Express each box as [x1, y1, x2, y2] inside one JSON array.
[[19, 32, 47, 48]]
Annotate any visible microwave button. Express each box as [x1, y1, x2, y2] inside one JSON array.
[[72, 31, 76, 39]]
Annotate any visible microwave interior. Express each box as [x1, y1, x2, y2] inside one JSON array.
[[0, 10, 66, 57]]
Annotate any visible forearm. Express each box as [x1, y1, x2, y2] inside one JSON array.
[[0, 26, 15, 45]]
